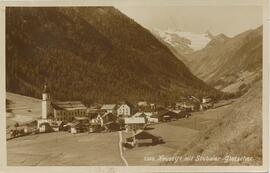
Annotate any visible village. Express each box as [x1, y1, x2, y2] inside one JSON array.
[[7, 84, 215, 149]]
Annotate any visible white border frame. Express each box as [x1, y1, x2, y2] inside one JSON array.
[[0, 0, 268, 172]]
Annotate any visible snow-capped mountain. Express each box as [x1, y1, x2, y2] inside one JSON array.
[[152, 28, 212, 54]]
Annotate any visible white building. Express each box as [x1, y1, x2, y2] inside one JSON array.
[[117, 103, 132, 117], [42, 84, 52, 119]]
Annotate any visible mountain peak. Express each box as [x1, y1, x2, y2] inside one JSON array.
[[205, 33, 229, 48], [214, 33, 229, 40]]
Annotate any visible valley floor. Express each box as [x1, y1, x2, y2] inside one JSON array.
[[6, 83, 262, 166], [7, 103, 230, 166]]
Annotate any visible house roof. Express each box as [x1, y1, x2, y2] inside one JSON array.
[[118, 100, 133, 107], [172, 110, 181, 114], [52, 101, 87, 111], [101, 104, 117, 110], [39, 122, 50, 126], [127, 131, 158, 140], [137, 101, 149, 106], [50, 121, 63, 127], [124, 117, 146, 124], [132, 112, 153, 118]]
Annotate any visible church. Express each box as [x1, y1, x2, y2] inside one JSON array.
[[41, 84, 87, 122]]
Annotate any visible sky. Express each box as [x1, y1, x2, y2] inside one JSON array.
[[116, 6, 263, 37]]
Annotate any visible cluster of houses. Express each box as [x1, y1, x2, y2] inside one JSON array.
[[9, 84, 213, 146]]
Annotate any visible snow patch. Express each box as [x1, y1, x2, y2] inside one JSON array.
[[153, 28, 211, 51]]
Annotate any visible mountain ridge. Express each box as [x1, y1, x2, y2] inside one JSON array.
[[186, 26, 262, 92], [6, 7, 221, 104]]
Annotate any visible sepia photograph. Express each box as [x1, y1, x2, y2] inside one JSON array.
[[1, 0, 269, 172]]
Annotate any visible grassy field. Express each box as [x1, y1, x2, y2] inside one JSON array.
[[121, 104, 230, 166], [7, 131, 123, 166], [170, 80, 262, 166], [6, 92, 41, 130]]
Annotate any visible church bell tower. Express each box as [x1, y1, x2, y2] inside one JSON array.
[[42, 83, 51, 119]]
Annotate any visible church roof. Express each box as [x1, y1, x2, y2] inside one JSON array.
[[52, 101, 87, 111]]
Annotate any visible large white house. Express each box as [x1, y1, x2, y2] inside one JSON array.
[[117, 102, 132, 117]]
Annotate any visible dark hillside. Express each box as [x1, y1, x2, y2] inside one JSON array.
[[6, 7, 221, 104]]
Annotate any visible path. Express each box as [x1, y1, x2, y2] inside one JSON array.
[[118, 131, 129, 166]]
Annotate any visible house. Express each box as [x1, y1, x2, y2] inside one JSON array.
[[125, 131, 164, 147], [70, 121, 83, 134], [89, 122, 102, 133], [172, 110, 181, 114], [200, 97, 213, 110], [37, 119, 64, 132], [117, 102, 133, 117], [137, 101, 148, 107], [100, 104, 117, 114], [50, 121, 64, 132], [51, 101, 87, 122], [150, 110, 178, 122], [183, 101, 195, 112], [132, 112, 153, 118], [87, 105, 100, 119], [124, 117, 146, 132], [74, 116, 90, 125], [94, 112, 119, 132], [69, 117, 90, 134], [175, 102, 185, 110], [101, 112, 117, 125], [70, 119, 89, 134], [39, 122, 53, 133], [132, 112, 154, 123], [148, 116, 159, 123], [202, 97, 212, 104], [200, 102, 214, 110], [175, 99, 200, 112], [149, 103, 156, 110]]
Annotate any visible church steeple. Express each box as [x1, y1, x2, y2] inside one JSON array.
[[42, 83, 50, 100], [42, 83, 51, 119], [43, 83, 49, 93]]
